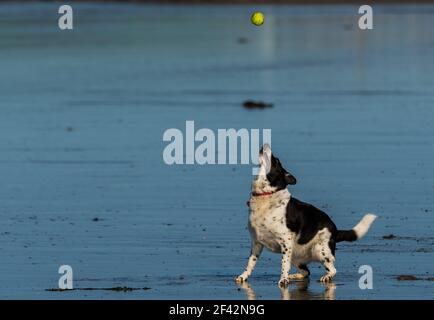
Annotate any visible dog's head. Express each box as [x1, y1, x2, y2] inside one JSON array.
[[253, 144, 296, 193]]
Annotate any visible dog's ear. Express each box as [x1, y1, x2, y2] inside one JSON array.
[[285, 173, 297, 185]]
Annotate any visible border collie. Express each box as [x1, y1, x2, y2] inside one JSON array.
[[235, 144, 377, 287]]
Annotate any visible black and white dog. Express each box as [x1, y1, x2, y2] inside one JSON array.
[[235, 144, 377, 287]]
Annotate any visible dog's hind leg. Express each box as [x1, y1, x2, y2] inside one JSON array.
[[318, 243, 336, 283], [320, 258, 336, 283], [288, 263, 310, 280], [313, 230, 337, 282], [235, 241, 263, 283]]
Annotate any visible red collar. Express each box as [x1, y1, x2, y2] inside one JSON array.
[[247, 191, 275, 207], [251, 191, 275, 197]]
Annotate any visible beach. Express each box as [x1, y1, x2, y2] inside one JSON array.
[[0, 2, 433, 299]]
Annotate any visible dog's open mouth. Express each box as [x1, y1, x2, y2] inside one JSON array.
[[258, 143, 272, 173]]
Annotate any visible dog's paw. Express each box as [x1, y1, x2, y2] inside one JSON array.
[[288, 273, 307, 280], [235, 275, 247, 283], [319, 274, 334, 283], [278, 278, 290, 288]]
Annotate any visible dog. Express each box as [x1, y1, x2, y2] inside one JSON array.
[[235, 144, 377, 287]]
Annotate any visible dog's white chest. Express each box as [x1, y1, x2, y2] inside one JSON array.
[[248, 192, 291, 253]]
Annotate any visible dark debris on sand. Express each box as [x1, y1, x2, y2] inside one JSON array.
[[46, 286, 151, 292], [396, 275, 434, 281], [243, 100, 273, 110], [396, 275, 420, 281]]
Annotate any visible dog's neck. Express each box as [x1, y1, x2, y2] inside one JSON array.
[[251, 175, 275, 195], [251, 176, 291, 197], [251, 188, 290, 198], [251, 191, 275, 197], [247, 188, 291, 208]]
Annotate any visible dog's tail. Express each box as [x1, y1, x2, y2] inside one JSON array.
[[336, 214, 377, 242]]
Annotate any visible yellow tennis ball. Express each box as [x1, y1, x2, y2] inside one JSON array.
[[251, 12, 265, 26]]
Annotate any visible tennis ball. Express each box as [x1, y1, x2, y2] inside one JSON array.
[[251, 12, 265, 26]]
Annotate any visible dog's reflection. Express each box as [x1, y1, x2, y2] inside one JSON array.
[[237, 280, 336, 300], [237, 281, 257, 300], [278, 280, 337, 300]]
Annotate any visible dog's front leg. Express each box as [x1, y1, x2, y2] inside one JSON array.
[[278, 238, 293, 287], [235, 241, 263, 283]]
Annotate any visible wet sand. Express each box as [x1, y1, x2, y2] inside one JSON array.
[[0, 3, 433, 299], [39, 0, 434, 4]]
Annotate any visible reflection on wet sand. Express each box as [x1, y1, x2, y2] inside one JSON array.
[[237, 280, 337, 300], [237, 281, 257, 300]]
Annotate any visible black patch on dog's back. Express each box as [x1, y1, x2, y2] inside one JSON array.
[[286, 197, 338, 245]]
